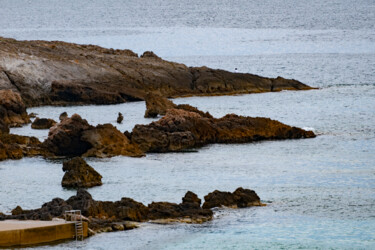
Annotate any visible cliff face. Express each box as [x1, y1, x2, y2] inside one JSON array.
[[0, 37, 313, 107]]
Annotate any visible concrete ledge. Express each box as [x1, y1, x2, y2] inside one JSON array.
[[0, 220, 88, 247]]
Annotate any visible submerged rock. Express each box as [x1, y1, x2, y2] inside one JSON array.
[[62, 157, 102, 188], [31, 117, 57, 129], [0, 37, 313, 107], [202, 187, 264, 209]]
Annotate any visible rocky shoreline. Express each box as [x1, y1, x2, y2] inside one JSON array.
[[0, 188, 264, 234], [0, 37, 313, 108], [0, 37, 317, 242]]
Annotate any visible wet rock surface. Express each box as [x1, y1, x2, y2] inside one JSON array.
[[0, 37, 312, 107], [31, 117, 57, 129], [132, 108, 316, 153], [62, 157, 102, 188]]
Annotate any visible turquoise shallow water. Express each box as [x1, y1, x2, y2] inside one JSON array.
[[1, 0, 375, 249]]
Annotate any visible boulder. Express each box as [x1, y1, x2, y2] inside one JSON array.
[[43, 114, 93, 156], [31, 117, 57, 129], [132, 108, 315, 152], [202, 188, 263, 209], [43, 114, 144, 157], [0, 89, 30, 127], [62, 157, 102, 188]]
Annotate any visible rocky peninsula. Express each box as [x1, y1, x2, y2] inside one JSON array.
[[0, 37, 312, 108]]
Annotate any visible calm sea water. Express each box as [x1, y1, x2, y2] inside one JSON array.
[[1, 0, 375, 249]]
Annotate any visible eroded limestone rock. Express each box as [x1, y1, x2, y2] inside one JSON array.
[[62, 157, 102, 188]]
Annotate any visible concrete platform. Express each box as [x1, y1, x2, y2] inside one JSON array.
[[0, 220, 88, 247]]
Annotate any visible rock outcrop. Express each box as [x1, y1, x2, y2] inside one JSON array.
[[0, 37, 313, 107], [0, 133, 47, 161], [62, 157, 102, 188], [31, 117, 57, 129], [144, 93, 213, 118], [5, 188, 259, 232], [43, 114, 144, 157], [43, 114, 93, 156], [132, 108, 316, 153], [202, 188, 264, 209], [80, 124, 144, 158], [0, 89, 30, 128]]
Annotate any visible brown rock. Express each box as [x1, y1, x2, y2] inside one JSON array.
[[43, 114, 93, 156], [31, 117, 57, 129], [0, 119, 9, 133], [0, 133, 46, 161], [0, 89, 30, 127], [141, 51, 161, 59], [144, 92, 177, 118], [0, 37, 313, 107], [62, 157, 102, 188], [132, 108, 315, 153], [202, 188, 263, 209], [81, 123, 144, 158], [43, 114, 144, 158], [144, 92, 213, 118]]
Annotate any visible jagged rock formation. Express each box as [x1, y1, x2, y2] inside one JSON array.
[[0, 37, 313, 107], [132, 108, 316, 153], [31, 117, 57, 129], [43, 114, 144, 157], [61, 157, 102, 188]]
